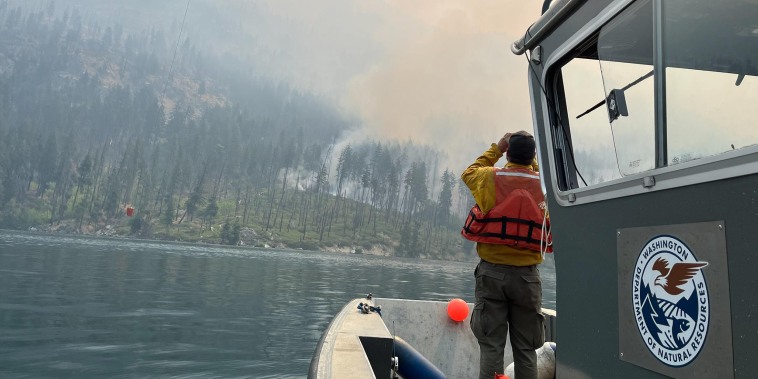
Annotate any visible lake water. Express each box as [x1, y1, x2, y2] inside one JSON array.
[[0, 230, 555, 378]]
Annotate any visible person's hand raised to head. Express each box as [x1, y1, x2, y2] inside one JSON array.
[[497, 132, 513, 153]]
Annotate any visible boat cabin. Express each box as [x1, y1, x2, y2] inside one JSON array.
[[514, 0, 758, 377]]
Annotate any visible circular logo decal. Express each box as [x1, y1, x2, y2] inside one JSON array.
[[632, 235, 709, 367]]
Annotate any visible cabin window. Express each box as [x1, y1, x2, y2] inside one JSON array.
[[550, 0, 758, 191], [559, 54, 624, 185], [663, 0, 758, 165], [597, 0, 655, 176], [553, 0, 654, 187]]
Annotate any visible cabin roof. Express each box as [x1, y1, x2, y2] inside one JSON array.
[[511, 0, 586, 55]]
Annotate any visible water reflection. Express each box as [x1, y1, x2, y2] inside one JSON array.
[[0, 231, 555, 378]]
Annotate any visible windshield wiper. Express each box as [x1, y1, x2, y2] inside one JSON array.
[[575, 69, 654, 119]]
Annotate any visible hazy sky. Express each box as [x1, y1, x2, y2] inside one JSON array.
[[174, 0, 758, 178], [18, 0, 756, 179], [249, 0, 545, 170], [14, 0, 546, 171]]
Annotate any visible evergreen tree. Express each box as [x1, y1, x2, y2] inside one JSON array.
[[202, 198, 218, 229], [220, 221, 231, 244], [162, 197, 174, 229], [184, 182, 205, 222], [219, 221, 241, 245], [437, 169, 455, 226]]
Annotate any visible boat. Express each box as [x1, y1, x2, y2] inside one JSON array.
[[308, 295, 557, 378], [311, 0, 758, 377]]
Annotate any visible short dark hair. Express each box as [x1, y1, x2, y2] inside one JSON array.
[[507, 134, 536, 165]]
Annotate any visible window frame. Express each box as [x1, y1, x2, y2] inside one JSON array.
[[539, 0, 758, 207]]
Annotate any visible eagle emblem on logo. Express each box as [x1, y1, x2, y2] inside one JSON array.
[[632, 235, 709, 367]]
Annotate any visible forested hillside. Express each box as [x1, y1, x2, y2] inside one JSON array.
[[0, 1, 477, 260]]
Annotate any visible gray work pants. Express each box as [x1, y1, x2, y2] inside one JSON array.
[[470, 260, 544, 379]]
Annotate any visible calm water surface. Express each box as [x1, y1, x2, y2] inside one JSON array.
[[0, 230, 555, 378]]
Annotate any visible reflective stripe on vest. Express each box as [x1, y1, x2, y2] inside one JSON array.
[[495, 171, 540, 179]]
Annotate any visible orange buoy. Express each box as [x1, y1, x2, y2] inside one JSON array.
[[447, 298, 469, 322], [126, 206, 135, 217]]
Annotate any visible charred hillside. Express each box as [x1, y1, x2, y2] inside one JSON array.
[[0, 1, 472, 260]]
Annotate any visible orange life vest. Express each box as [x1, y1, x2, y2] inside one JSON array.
[[461, 167, 552, 253]]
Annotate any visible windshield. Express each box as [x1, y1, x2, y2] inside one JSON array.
[[556, 0, 758, 187]]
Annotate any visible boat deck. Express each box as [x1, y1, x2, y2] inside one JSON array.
[[310, 297, 557, 378]]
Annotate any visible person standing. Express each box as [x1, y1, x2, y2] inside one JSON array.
[[461, 131, 550, 379]]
